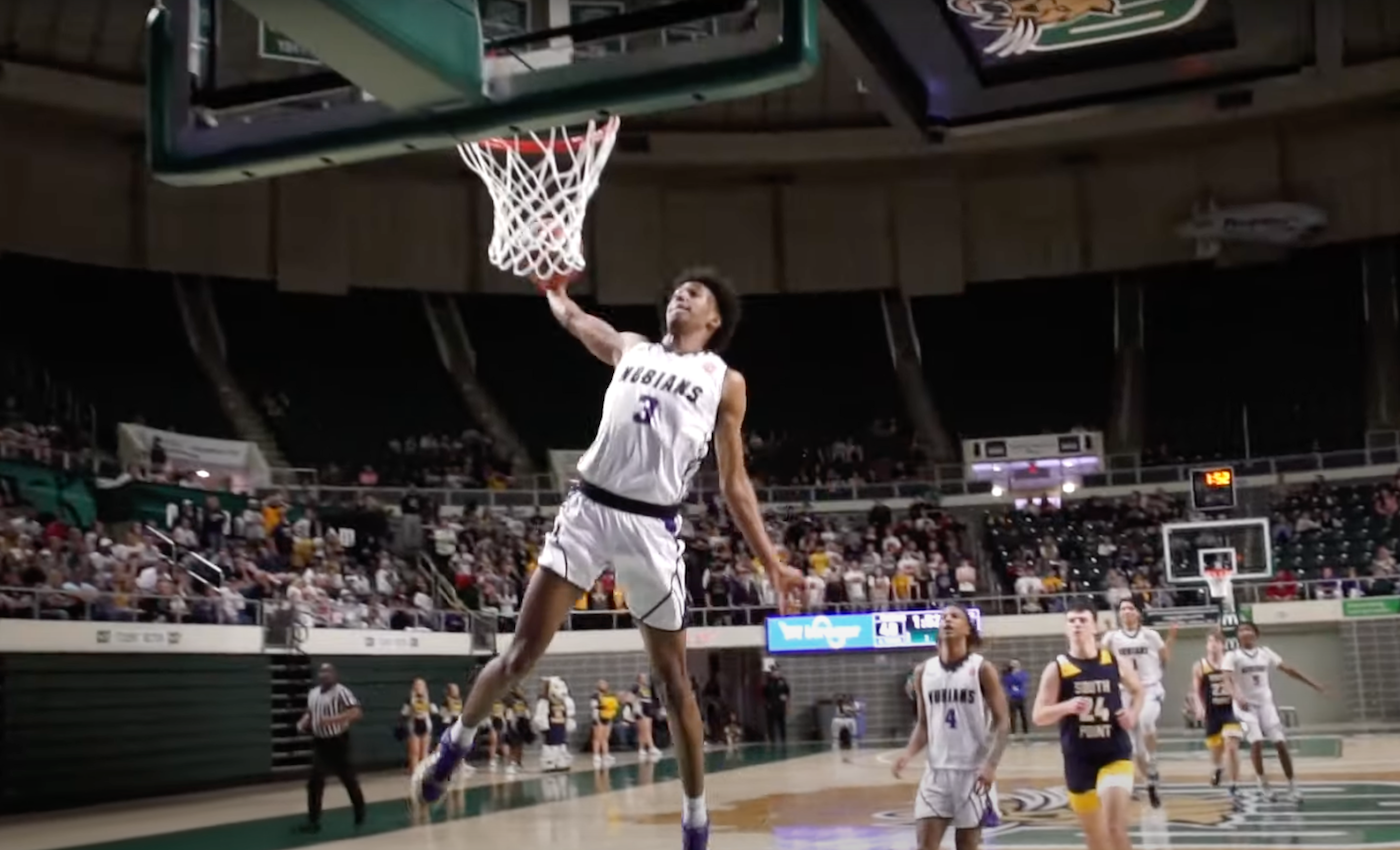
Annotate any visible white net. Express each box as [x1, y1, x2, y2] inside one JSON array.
[[457, 116, 621, 280]]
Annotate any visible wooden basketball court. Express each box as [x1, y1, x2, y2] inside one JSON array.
[[6, 734, 1400, 850]]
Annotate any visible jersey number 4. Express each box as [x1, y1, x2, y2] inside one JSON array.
[[944, 708, 957, 729], [632, 395, 659, 425], [1078, 696, 1111, 723]]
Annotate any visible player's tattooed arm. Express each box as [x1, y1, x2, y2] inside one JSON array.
[[715, 371, 803, 612], [978, 660, 1012, 774], [542, 282, 646, 366]]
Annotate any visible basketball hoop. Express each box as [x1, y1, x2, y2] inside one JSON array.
[[457, 115, 622, 281], [1203, 567, 1235, 601]]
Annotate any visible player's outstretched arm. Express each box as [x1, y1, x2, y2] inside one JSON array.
[[1278, 661, 1325, 693], [541, 280, 646, 366], [715, 370, 803, 612], [893, 662, 928, 778]]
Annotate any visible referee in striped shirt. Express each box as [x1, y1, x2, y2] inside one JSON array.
[[296, 663, 366, 832]]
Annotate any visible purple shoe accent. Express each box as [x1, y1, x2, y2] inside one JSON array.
[[981, 802, 1001, 828], [419, 738, 467, 804], [682, 822, 710, 850]]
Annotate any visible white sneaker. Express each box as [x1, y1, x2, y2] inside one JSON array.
[[647, 746, 663, 760], [489, 757, 500, 771], [505, 763, 519, 776], [593, 755, 603, 768], [603, 754, 616, 766]]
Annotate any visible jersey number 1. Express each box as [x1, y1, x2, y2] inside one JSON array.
[[633, 395, 659, 425]]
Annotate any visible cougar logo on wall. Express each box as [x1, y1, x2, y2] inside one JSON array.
[[947, 0, 1210, 57]]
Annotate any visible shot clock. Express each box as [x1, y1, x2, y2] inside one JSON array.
[[1190, 466, 1237, 512]]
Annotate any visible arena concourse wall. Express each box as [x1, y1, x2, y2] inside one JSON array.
[[2, 600, 1398, 813]]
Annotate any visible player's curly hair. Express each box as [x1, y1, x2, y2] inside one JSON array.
[[659, 266, 742, 352], [943, 602, 982, 647]]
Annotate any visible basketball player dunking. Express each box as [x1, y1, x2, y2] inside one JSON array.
[[893, 604, 1011, 850], [412, 268, 805, 850], [1221, 621, 1324, 802], [1101, 599, 1176, 808], [1190, 628, 1242, 805], [1034, 601, 1145, 850]]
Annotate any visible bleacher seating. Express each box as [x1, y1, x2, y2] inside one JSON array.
[[983, 494, 1186, 605], [1272, 480, 1400, 577], [215, 282, 479, 480], [0, 254, 229, 447]]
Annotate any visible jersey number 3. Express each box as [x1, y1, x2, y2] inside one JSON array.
[[633, 395, 659, 425]]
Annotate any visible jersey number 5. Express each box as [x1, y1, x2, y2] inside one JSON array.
[[632, 395, 659, 425]]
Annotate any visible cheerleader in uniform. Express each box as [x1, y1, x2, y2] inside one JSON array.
[[502, 686, 534, 775], [535, 677, 577, 772], [438, 684, 473, 784], [485, 698, 508, 770], [591, 680, 619, 769], [634, 673, 664, 761], [401, 679, 436, 774]]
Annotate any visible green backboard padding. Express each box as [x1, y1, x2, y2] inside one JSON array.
[[148, 0, 819, 185], [230, 0, 486, 110]]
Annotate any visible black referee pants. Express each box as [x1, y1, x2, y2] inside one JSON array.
[[308, 734, 366, 826]]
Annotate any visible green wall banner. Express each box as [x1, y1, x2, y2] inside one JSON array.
[[1343, 598, 1400, 618], [0, 460, 97, 526]]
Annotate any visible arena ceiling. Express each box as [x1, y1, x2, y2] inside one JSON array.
[[4, 0, 1400, 164]]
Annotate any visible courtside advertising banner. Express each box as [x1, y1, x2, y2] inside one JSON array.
[[765, 607, 981, 654]]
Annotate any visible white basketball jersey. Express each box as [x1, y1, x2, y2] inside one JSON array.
[[1222, 646, 1281, 706], [921, 653, 990, 771], [576, 342, 726, 506], [1102, 627, 1166, 687]]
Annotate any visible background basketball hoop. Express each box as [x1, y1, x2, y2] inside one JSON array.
[[1203, 566, 1235, 602], [457, 116, 622, 281]]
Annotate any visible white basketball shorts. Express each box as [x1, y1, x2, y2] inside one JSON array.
[[914, 769, 999, 829], [1234, 700, 1286, 744], [1135, 682, 1165, 739], [536, 488, 687, 632]]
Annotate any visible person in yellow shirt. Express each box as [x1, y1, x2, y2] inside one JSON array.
[[809, 549, 830, 578], [591, 680, 620, 768], [892, 568, 914, 602], [1042, 571, 1066, 596]]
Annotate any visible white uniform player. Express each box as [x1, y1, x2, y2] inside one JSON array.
[[1221, 645, 1285, 744], [914, 653, 998, 828], [1101, 626, 1167, 735], [1219, 621, 1324, 802], [539, 342, 726, 631]]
